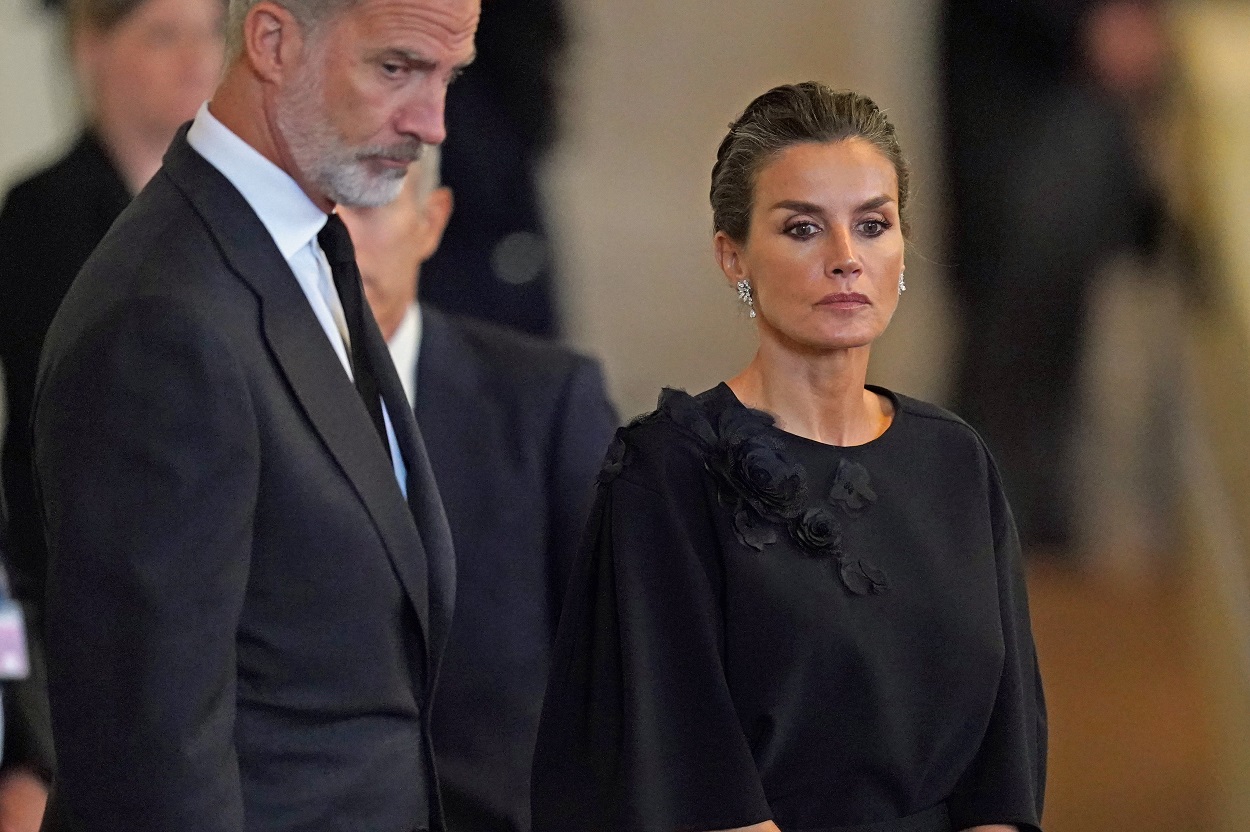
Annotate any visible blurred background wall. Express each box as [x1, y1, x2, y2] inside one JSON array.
[[0, 0, 75, 196]]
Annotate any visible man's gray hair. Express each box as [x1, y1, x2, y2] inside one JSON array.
[[224, 0, 353, 64]]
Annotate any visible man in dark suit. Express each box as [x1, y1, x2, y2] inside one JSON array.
[[341, 150, 618, 832], [31, 0, 478, 829]]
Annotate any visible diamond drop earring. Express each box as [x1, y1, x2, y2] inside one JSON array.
[[898, 271, 907, 294], [736, 279, 756, 318]]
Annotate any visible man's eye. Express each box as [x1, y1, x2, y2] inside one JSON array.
[[381, 62, 406, 77]]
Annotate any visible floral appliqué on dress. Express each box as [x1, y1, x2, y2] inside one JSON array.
[[601, 388, 890, 596]]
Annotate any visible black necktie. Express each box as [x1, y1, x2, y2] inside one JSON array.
[[318, 213, 391, 458]]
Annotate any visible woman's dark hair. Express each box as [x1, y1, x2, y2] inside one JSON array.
[[711, 82, 910, 242]]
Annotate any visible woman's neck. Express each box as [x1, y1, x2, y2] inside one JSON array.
[[726, 341, 892, 446]]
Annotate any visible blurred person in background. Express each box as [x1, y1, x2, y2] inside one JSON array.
[[417, 0, 566, 336], [0, 0, 223, 825], [340, 147, 618, 832], [941, 0, 1168, 556], [532, 83, 1045, 832]]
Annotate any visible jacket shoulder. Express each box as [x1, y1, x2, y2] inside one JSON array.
[[424, 308, 608, 405], [434, 310, 596, 373]]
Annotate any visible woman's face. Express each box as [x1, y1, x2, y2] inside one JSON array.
[[717, 138, 905, 355], [81, 0, 225, 142]]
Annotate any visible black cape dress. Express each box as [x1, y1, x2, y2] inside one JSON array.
[[531, 384, 1046, 832]]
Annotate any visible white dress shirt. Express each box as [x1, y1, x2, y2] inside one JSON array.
[[186, 103, 408, 494], [387, 304, 423, 410]]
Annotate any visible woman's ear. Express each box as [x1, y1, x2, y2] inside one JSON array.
[[714, 230, 746, 286]]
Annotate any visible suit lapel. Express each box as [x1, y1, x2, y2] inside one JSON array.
[[160, 131, 435, 658], [362, 305, 456, 676]]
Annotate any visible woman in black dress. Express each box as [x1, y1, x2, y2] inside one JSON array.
[[531, 84, 1046, 832]]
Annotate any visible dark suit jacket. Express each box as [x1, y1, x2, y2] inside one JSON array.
[[0, 134, 131, 783], [415, 308, 617, 832], [32, 129, 455, 832]]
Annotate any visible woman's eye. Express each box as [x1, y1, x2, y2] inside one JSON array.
[[786, 222, 819, 239], [859, 220, 889, 237]]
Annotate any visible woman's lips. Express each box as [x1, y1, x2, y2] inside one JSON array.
[[816, 292, 870, 308]]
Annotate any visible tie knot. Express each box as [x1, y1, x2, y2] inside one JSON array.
[[318, 212, 356, 266]]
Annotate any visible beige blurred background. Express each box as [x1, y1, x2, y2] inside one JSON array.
[[2, 0, 1248, 830]]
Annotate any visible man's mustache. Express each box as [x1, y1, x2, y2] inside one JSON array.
[[357, 143, 424, 165]]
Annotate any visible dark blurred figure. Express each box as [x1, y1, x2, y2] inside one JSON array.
[[341, 151, 619, 832], [941, 0, 1168, 554], [0, 0, 222, 825], [418, 0, 566, 336]]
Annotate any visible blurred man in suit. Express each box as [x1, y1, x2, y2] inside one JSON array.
[[31, 0, 478, 828], [341, 150, 618, 832]]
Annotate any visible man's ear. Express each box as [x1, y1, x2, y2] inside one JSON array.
[[415, 186, 454, 264], [714, 230, 747, 286], [242, 0, 305, 83]]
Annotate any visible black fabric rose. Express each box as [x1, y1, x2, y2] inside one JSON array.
[[791, 506, 842, 556], [660, 388, 808, 525], [733, 507, 779, 551], [657, 390, 886, 587], [837, 555, 889, 596], [724, 438, 807, 521], [597, 433, 629, 485], [829, 459, 876, 513]]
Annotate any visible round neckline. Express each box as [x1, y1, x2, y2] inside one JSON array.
[[715, 382, 903, 450]]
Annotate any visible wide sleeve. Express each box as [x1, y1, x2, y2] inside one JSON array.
[[34, 297, 258, 832], [531, 427, 772, 832], [545, 354, 619, 612], [947, 449, 1047, 832]]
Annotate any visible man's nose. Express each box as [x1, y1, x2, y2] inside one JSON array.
[[395, 83, 448, 147]]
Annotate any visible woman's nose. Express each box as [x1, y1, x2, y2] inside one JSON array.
[[827, 228, 861, 277]]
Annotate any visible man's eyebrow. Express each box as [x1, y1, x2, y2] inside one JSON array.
[[378, 48, 437, 68], [378, 49, 475, 77]]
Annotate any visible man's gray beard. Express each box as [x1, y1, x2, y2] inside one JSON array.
[[275, 67, 420, 208]]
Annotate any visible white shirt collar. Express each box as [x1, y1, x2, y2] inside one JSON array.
[[186, 102, 328, 259], [387, 303, 423, 409]]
